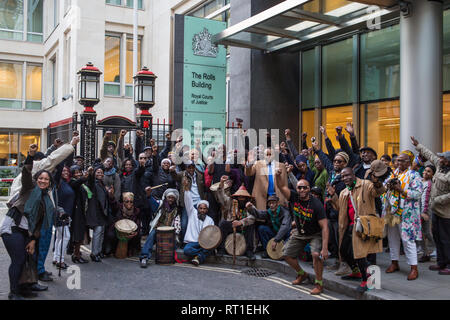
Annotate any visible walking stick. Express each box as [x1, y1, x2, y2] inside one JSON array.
[[232, 200, 238, 266], [58, 223, 65, 277]]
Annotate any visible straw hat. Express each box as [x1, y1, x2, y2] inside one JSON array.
[[231, 185, 253, 199]]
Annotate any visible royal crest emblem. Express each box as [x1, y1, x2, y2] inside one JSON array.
[[192, 28, 219, 58]]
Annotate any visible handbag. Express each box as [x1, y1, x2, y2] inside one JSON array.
[[349, 192, 385, 242], [19, 253, 38, 285]]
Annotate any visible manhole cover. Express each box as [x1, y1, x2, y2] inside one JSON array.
[[241, 268, 276, 278]]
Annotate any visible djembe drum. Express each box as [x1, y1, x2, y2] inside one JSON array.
[[225, 233, 246, 256], [115, 219, 138, 259], [156, 226, 175, 265], [199, 225, 222, 250], [266, 238, 284, 260]]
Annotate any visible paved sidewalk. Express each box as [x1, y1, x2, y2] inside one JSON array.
[[1, 207, 448, 300], [182, 249, 450, 300]]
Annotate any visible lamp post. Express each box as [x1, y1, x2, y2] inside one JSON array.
[[134, 66, 157, 145], [77, 62, 102, 167]]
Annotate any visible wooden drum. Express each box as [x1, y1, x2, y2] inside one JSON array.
[[115, 219, 138, 259], [156, 226, 175, 265], [198, 225, 222, 250], [225, 233, 246, 256]]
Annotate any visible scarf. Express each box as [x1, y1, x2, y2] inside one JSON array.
[[24, 186, 55, 233], [122, 205, 136, 218], [104, 167, 117, 176], [267, 206, 282, 233], [81, 184, 93, 199]]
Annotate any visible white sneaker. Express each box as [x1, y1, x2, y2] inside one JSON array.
[[335, 262, 352, 276], [430, 250, 437, 258], [140, 258, 148, 268], [191, 256, 200, 266]]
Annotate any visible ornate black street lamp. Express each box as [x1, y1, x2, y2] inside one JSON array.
[[134, 66, 157, 145], [76, 62, 102, 167]]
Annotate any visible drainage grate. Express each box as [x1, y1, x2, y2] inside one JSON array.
[[241, 268, 276, 278]]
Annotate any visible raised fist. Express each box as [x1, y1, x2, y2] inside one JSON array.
[[29, 144, 38, 156], [136, 130, 144, 138], [120, 130, 127, 137]]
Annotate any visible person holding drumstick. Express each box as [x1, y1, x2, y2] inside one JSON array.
[[245, 195, 291, 259], [139, 188, 180, 268], [182, 179, 214, 266]]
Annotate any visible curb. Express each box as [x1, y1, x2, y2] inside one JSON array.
[[174, 249, 412, 300]]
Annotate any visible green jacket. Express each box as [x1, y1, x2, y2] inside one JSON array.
[[308, 155, 329, 197]]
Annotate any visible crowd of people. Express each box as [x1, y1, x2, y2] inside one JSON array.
[[1, 122, 449, 300]]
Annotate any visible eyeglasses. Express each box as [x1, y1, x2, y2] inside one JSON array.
[[124, 200, 134, 204], [139, 157, 148, 160], [333, 159, 344, 164], [297, 186, 309, 190]]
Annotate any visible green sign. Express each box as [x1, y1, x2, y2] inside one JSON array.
[[183, 112, 226, 147], [181, 16, 227, 143], [183, 64, 226, 113], [184, 16, 227, 68]]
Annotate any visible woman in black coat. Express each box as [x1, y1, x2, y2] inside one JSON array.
[[68, 165, 90, 263], [85, 165, 115, 262]]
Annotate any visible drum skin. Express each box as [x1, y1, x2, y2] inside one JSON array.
[[114, 219, 138, 259], [156, 227, 175, 265], [225, 233, 246, 256], [199, 225, 222, 250], [266, 238, 284, 260]]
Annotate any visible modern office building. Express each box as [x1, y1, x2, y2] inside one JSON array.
[[215, 0, 450, 156], [0, 0, 448, 168]]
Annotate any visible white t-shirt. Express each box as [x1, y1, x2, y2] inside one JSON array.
[[183, 190, 214, 243]]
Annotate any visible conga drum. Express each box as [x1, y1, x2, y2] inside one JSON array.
[[115, 219, 138, 259], [156, 226, 175, 265], [225, 233, 246, 256], [198, 225, 222, 250], [266, 238, 284, 260]]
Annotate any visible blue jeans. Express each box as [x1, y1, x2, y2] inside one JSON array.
[[183, 242, 210, 264], [37, 227, 53, 275], [1, 231, 28, 293], [140, 229, 156, 259], [257, 225, 290, 250]]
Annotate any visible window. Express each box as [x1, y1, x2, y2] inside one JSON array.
[[126, 37, 141, 97], [0, 0, 24, 41], [0, 62, 23, 109], [444, 10, 450, 92], [105, 34, 141, 97], [444, 94, 450, 152], [321, 106, 352, 150], [50, 57, 57, 106], [0, 131, 40, 166], [360, 100, 400, 157], [53, 0, 59, 28], [322, 38, 354, 107], [27, 0, 43, 42], [26, 64, 42, 110], [106, 0, 143, 10], [361, 25, 400, 102], [302, 110, 315, 141], [104, 35, 121, 96], [0, 62, 42, 110], [302, 49, 317, 109]]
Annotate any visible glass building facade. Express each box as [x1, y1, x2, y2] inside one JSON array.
[[301, 9, 450, 156]]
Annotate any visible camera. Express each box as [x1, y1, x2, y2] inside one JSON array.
[[386, 178, 400, 191]]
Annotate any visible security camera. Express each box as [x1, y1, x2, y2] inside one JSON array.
[[62, 94, 73, 101], [399, 1, 412, 17]]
